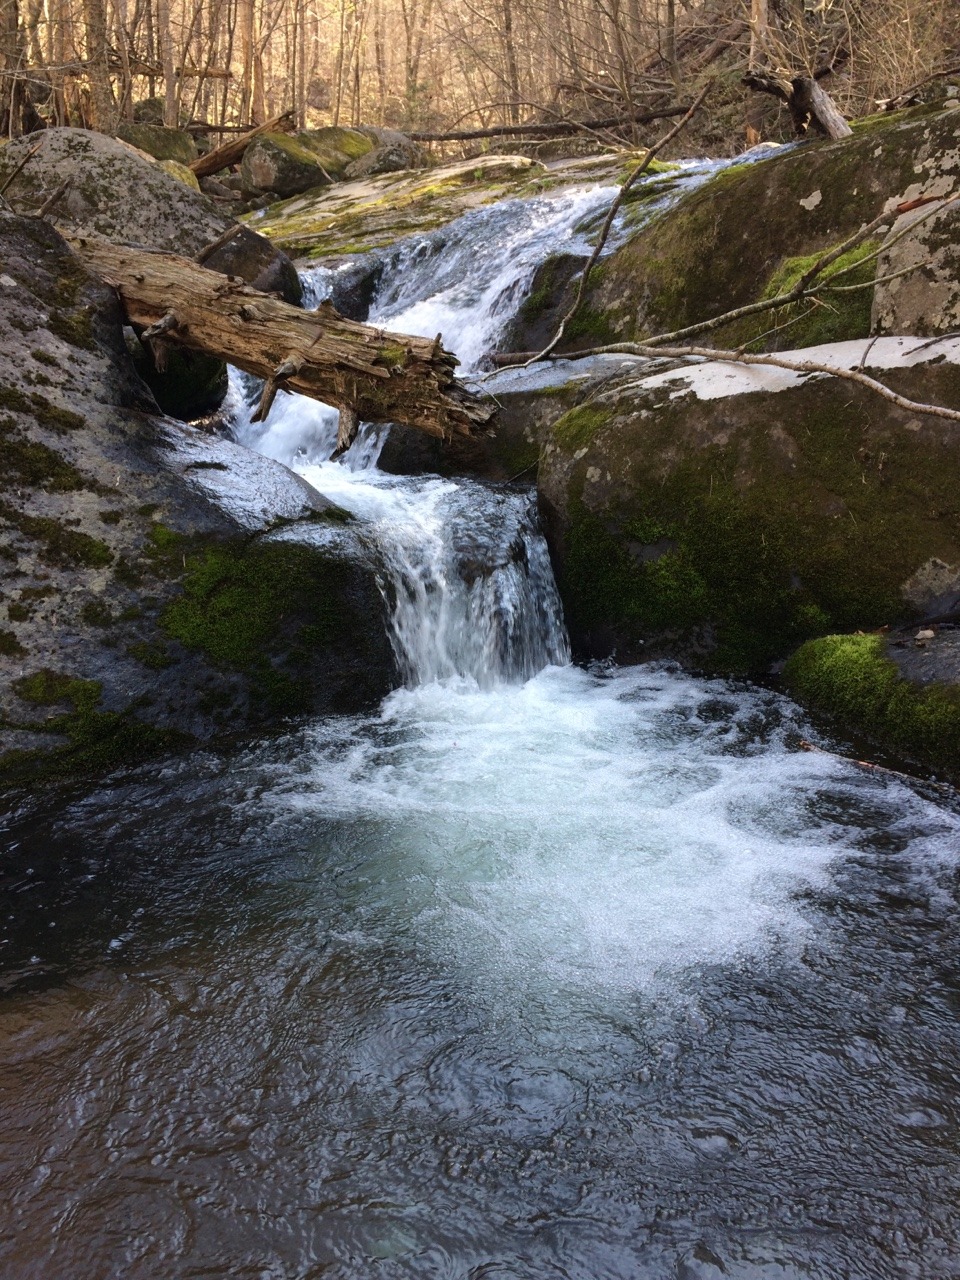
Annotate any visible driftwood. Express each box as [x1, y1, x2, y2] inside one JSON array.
[[408, 103, 689, 143], [190, 112, 296, 179], [67, 236, 495, 440], [742, 71, 852, 140]]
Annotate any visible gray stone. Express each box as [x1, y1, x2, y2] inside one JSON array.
[[0, 212, 397, 785], [872, 198, 960, 336]]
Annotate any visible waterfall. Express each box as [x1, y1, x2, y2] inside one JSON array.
[[234, 162, 743, 687]]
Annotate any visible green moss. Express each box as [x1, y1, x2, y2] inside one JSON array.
[[727, 240, 881, 350], [0, 383, 84, 431], [378, 343, 408, 371], [564, 305, 617, 348], [0, 508, 113, 568], [127, 640, 174, 669], [48, 308, 97, 352], [80, 599, 116, 627], [99, 509, 123, 524], [0, 419, 88, 491], [161, 538, 359, 714], [31, 350, 60, 368], [784, 633, 960, 776], [0, 629, 25, 656], [3, 668, 190, 784], [553, 405, 611, 450]]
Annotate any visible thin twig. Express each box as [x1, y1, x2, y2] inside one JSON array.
[[569, 340, 960, 425], [0, 141, 42, 198], [522, 83, 711, 367]]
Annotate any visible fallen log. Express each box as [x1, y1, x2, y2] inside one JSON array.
[[190, 112, 295, 180], [408, 103, 689, 143], [67, 236, 495, 440], [742, 71, 852, 140]]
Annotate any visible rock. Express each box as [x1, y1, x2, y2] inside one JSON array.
[[248, 153, 547, 259], [116, 122, 198, 164], [241, 131, 333, 198], [783, 631, 960, 782], [583, 103, 960, 352], [199, 175, 241, 201], [501, 251, 588, 354], [0, 128, 302, 419], [159, 158, 201, 190], [872, 196, 960, 336], [508, 337, 960, 674], [240, 127, 377, 198], [0, 212, 397, 786], [0, 129, 300, 302], [345, 128, 427, 178]]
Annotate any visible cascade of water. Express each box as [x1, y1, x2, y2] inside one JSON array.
[[236, 162, 745, 687]]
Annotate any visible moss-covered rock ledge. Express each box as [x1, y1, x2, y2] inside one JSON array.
[[784, 633, 960, 781], [580, 102, 960, 350], [0, 212, 397, 787], [530, 339, 960, 676]]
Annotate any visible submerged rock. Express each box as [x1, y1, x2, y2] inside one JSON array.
[[0, 213, 397, 787]]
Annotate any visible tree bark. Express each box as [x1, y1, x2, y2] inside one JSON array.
[[189, 110, 295, 178], [742, 72, 852, 140], [67, 236, 495, 440]]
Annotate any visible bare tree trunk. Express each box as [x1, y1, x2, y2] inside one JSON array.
[[746, 0, 769, 144], [156, 0, 177, 126], [82, 0, 116, 132], [743, 70, 853, 139], [68, 236, 496, 440]]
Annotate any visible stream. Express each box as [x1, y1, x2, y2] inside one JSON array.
[[3, 171, 960, 1279]]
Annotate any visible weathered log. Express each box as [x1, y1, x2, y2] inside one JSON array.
[[67, 236, 495, 440], [189, 112, 296, 179], [742, 72, 852, 140], [408, 103, 689, 142]]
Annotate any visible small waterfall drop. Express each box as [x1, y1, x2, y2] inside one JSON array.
[[235, 183, 627, 685], [235, 161, 748, 686]]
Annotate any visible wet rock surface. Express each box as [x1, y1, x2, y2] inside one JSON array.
[[0, 213, 396, 785]]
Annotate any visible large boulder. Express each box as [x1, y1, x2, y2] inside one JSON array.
[[505, 338, 960, 674], [0, 128, 302, 420], [116, 122, 199, 164], [0, 212, 397, 786], [0, 128, 301, 305], [240, 126, 380, 197], [581, 103, 960, 352], [872, 197, 960, 336]]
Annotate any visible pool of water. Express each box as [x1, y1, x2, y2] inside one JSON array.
[[3, 664, 960, 1279]]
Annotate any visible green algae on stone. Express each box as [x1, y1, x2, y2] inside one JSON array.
[[784, 632, 960, 778], [4, 667, 190, 783]]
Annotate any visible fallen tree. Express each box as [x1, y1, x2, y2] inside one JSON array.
[[190, 112, 296, 180], [68, 235, 495, 446]]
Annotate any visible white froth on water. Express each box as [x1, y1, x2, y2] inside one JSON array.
[[231, 168, 960, 1009], [267, 664, 960, 1003]]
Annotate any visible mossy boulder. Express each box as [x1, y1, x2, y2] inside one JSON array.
[[241, 127, 377, 197], [0, 128, 301, 304], [159, 158, 201, 191], [117, 122, 198, 164], [0, 212, 396, 787], [583, 103, 960, 351], [530, 339, 960, 674], [784, 632, 960, 781]]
